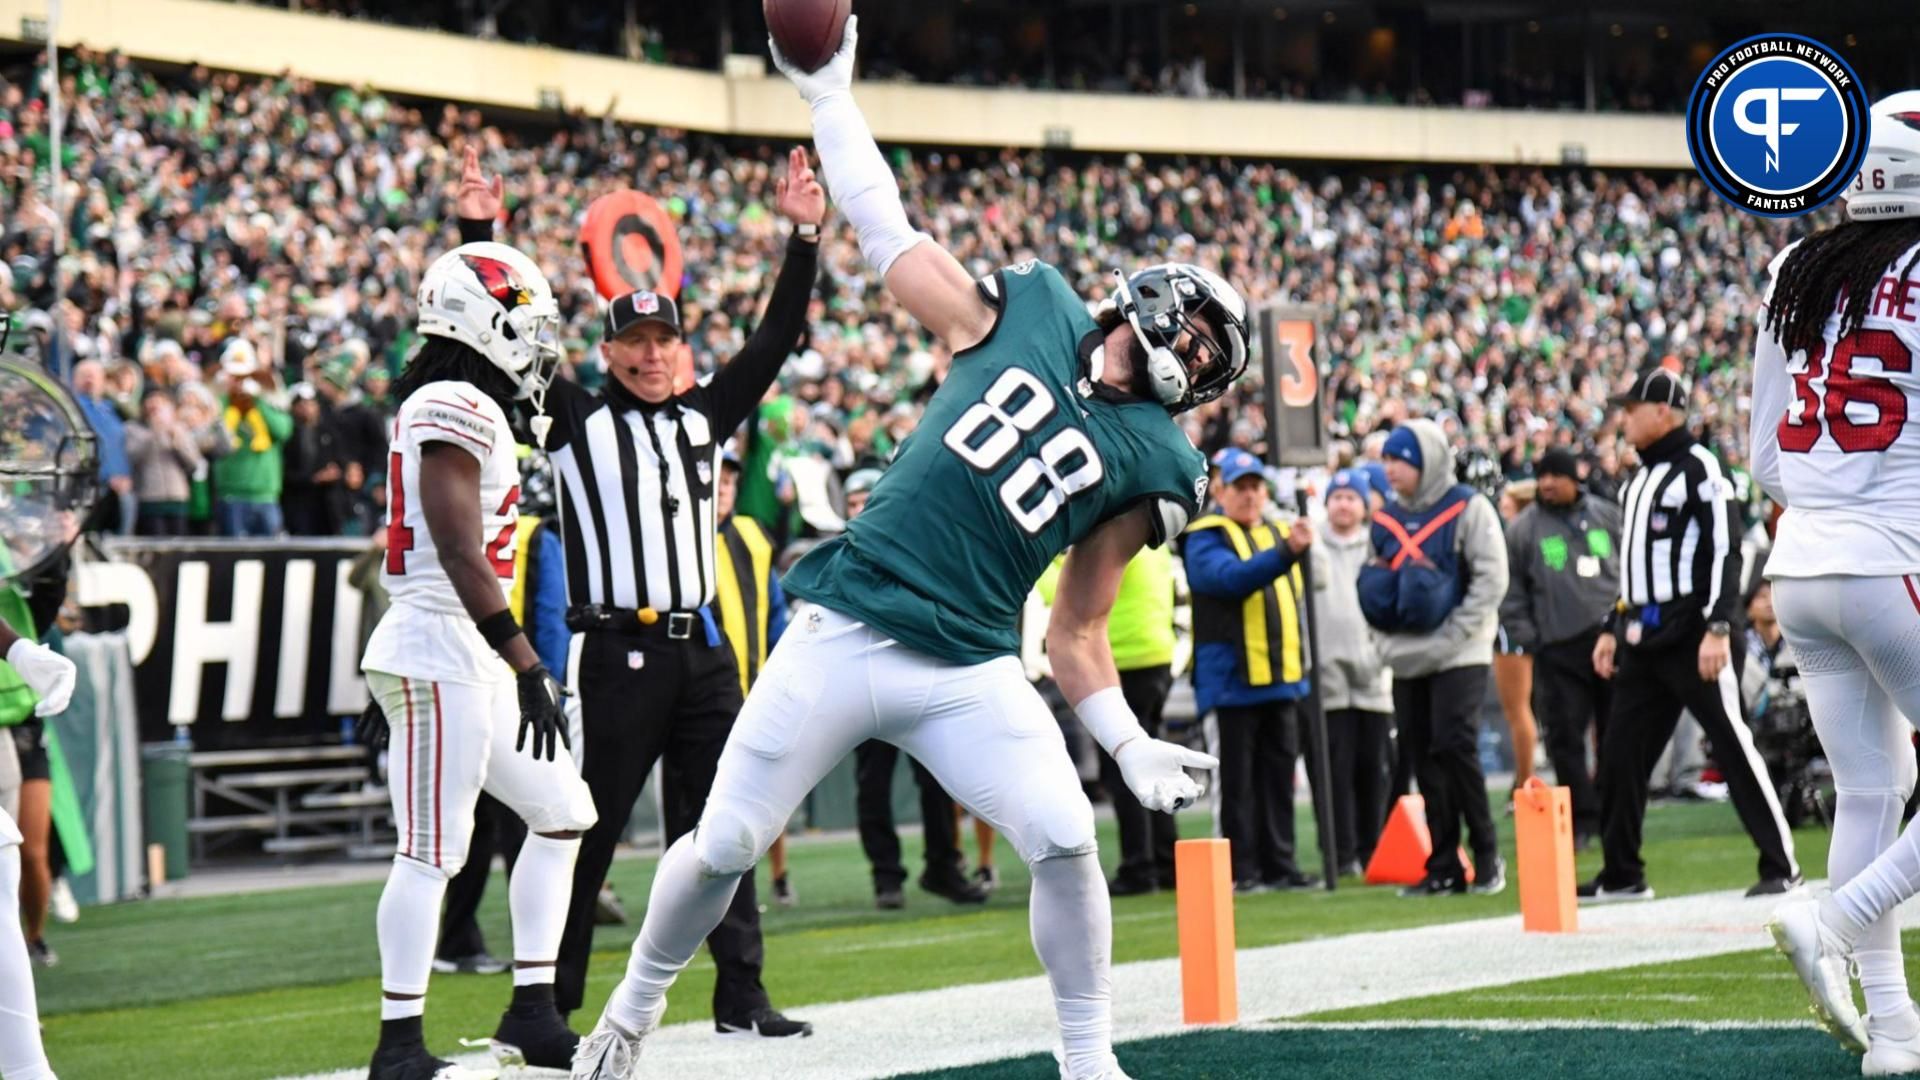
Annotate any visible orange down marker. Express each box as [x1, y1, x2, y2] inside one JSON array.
[[1514, 776, 1578, 932], [1175, 838, 1238, 1024]]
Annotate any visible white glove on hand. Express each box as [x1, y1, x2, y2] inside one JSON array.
[[769, 14, 859, 105], [1116, 736, 1218, 814], [7, 638, 77, 717]]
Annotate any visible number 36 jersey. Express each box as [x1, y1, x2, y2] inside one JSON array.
[[1752, 239, 1920, 578], [783, 261, 1208, 665], [362, 381, 522, 685]]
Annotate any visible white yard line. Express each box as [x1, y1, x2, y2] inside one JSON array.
[[280, 885, 1902, 1080]]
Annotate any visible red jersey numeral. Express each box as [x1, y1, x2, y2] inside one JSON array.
[[485, 486, 521, 579], [386, 451, 416, 574], [1778, 329, 1913, 454]]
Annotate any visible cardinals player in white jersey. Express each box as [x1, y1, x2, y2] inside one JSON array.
[[359, 238, 597, 1080], [1754, 91, 1920, 1076], [0, 621, 73, 1080]]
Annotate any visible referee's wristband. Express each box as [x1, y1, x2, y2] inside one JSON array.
[[476, 609, 523, 651], [1075, 686, 1146, 759]]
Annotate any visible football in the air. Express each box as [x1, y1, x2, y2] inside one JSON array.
[[765, 0, 851, 73]]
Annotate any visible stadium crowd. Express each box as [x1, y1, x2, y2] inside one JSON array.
[[1, 47, 1810, 540]]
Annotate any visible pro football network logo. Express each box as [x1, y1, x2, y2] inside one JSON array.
[[1685, 34, 1869, 218]]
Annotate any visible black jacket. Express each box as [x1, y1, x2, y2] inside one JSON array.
[[1611, 427, 1743, 649]]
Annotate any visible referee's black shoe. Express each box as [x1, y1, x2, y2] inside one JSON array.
[[1577, 878, 1656, 904], [716, 1007, 814, 1038], [1399, 874, 1467, 898], [1746, 874, 1805, 898], [920, 868, 990, 905]]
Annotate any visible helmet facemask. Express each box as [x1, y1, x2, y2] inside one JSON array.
[[1111, 264, 1249, 414]]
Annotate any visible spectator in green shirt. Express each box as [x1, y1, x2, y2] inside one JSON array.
[[210, 341, 292, 538]]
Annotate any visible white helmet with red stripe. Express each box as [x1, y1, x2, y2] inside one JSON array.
[[417, 242, 562, 402], [1846, 90, 1920, 222]]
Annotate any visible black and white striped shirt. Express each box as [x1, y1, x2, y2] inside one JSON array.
[[1616, 426, 1742, 631], [538, 237, 819, 613]]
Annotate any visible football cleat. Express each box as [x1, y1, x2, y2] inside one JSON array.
[[433, 952, 509, 976], [772, 874, 797, 908], [571, 1006, 660, 1080], [1864, 1006, 1920, 1076], [1769, 896, 1869, 1054], [1576, 879, 1655, 905], [368, 1041, 490, 1080], [1056, 1049, 1135, 1080], [492, 1004, 580, 1070], [715, 1007, 812, 1038]]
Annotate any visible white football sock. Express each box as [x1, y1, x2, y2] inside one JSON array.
[[0, 846, 54, 1079], [607, 833, 742, 1032], [1830, 819, 1920, 943], [509, 833, 580, 985], [1030, 852, 1113, 1079], [378, 855, 449, 1009], [1826, 789, 1910, 1016]]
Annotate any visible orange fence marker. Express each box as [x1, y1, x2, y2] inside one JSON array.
[[1174, 838, 1238, 1024], [1513, 776, 1578, 932]]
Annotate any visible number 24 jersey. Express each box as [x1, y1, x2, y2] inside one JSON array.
[[362, 381, 522, 685]]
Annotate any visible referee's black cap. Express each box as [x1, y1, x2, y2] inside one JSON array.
[[605, 289, 681, 340], [1608, 367, 1687, 409]]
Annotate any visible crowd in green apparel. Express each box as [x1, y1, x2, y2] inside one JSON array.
[[0, 47, 1817, 538]]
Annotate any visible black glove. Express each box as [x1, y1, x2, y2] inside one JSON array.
[[356, 698, 389, 751], [516, 664, 571, 761]]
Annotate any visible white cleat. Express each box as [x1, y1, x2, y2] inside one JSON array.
[[1864, 1008, 1920, 1076], [1056, 1049, 1135, 1080], [570, 1006, 661, 1080], [1769, 896, 1869, 1054]]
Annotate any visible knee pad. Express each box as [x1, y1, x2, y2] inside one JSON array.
[[692, 800, 770, 878], [395, 851, 455, 884], [1020, 790, 1098, 866]]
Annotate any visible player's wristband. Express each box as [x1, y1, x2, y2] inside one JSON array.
[[476, 609, 523, 651], [1075, 686, 1146, 759]]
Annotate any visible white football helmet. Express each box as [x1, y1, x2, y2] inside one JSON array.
[[1846, 90, 1920, 222], [1103, 263, 1249, 413], [416, 242, 563, 407]]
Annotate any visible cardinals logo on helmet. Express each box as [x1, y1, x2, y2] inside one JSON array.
[[1894, 112, 1920, 134], [461, 254, 533, 309]]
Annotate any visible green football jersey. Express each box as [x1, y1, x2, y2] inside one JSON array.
[[783, 260, 1209, 665]]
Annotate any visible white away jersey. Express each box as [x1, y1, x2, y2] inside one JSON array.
[[1752, 238, 1920, 578], [361, 381, 521, 684]]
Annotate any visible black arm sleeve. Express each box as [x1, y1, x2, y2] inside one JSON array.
[[457, 216, 494, 246], [701, 236, 820, 435]]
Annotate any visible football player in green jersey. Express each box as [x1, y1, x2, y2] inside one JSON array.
[[575, 20, 1248, 1080]]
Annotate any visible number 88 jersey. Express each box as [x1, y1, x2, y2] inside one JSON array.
[[362, 380, 522, 685], [1753, 239, 1920, 578], [781, 261, 1208, 666]]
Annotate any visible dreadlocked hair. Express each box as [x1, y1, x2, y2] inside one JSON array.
[[390, 336, 519, 411], [1765, 218, 1920, 355]]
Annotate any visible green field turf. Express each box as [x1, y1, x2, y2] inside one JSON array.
[[34, 799, 1833, 1080], [894, 1026, 1855, 1080]]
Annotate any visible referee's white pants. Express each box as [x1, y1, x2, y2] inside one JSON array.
[[692, 603, 1096, 878]]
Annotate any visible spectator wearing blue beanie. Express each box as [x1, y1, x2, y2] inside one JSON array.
[[1359, 460, 1391, 510], [1315, 467, 1393, 875]]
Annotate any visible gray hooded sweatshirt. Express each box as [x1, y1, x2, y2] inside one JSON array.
[[1313, 526, 1393, 713], [1373, 419, 1509, 678]]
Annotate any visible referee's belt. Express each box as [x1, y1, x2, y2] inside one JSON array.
[[567, 604, 703, 640]]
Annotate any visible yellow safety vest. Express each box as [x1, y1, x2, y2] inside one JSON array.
[[1186, 513, 1305, 686], [508, 514, 544, 625], [715, 515, 775, 695]]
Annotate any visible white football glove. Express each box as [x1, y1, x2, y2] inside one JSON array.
[[769, 14, 859, 106], [1116, 736, 1218, 814], [7, 638, 77, 717]]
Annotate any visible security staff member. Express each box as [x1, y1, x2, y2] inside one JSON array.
[[710, 448, 794, 906], [1499, 448, 1620, 847], [1183, 449, 1319, 893], [1585, 368, 1799, 902], [456, 147, 824, 1033]]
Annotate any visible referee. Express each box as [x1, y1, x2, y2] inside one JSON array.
[[458, 147, 825, 1034], [1583, 368, 1799, 903]]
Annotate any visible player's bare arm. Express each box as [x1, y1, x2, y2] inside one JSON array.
[[771, 16, 997, 353], [1049, 505, 1217, 813]]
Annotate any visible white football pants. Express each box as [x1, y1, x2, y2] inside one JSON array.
[[1772, 574, 1920, 1017], [365, 672, 598, 876]]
